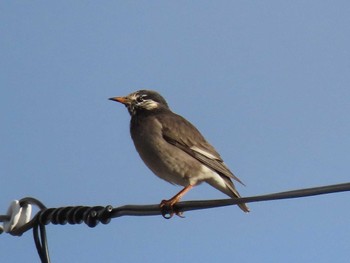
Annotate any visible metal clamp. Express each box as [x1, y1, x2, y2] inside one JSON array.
[[0, 200, 32, 234]]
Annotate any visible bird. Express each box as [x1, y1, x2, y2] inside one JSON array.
[[109, 90, 249, 216]]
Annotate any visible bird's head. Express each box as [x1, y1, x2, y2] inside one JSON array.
[[109, 90, 169, 116]]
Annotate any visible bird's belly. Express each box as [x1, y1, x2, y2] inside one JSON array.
[[133, 136, 202, 186]]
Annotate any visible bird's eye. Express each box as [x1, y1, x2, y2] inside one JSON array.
[[136, 96, 145, 103]]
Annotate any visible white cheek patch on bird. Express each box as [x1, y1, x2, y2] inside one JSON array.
[[141, 100, 159, 110]]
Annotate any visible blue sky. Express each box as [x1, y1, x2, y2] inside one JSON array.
[[1, 1, 350, 262]]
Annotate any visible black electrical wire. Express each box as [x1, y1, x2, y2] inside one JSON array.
[[40, 224, 50, 263], [4, 182, 350, 263], [108, 182, 350, 218]]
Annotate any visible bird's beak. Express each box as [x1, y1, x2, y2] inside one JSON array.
[[109, 96, 129, 105]]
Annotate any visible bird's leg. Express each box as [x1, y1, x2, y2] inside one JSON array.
[[160, 185, 193, 219]]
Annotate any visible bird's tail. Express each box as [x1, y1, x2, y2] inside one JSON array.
[[208, 177, 250, 213], [227, 186, 250, 213]]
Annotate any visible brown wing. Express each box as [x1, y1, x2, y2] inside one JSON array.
[[159, 111, 245, 185]]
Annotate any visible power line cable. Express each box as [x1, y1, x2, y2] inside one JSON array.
[[1, 182, 350, 262]]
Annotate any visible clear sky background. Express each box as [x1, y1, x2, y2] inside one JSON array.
[[1, 1, 350, 262]]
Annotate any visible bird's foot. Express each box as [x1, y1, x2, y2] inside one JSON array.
[[159, 186, 193, 219], [160, 199, 184, 219]]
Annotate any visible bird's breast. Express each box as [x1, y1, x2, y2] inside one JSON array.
[[130, 116, 202, 186]]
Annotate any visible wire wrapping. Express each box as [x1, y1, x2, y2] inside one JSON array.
[[37, 205, 113, 227]]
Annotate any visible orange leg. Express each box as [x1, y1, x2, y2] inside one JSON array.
[[160, 185, 194, 219]]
